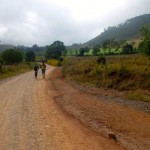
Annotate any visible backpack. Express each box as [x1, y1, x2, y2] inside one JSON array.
[[41, 65, 46, 70]]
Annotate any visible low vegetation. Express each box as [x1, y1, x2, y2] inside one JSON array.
[[62, 55, 150, 102], [126, 90, 150, 102], [0, 63, 33, 79], [47, 59, 60, 66], [0, 48, 37, 79]]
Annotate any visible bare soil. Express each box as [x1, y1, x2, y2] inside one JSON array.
[[50, 67, 150, 150], [0, 65, 125, 150]]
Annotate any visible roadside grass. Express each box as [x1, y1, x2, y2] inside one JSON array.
[[126, 90, 150, 103], [0, 62, 34, 79], [62, 55, 150, 102]]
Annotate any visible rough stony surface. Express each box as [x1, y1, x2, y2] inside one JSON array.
[[50, 67, 150, 150]]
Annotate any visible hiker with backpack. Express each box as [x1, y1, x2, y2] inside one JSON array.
[[34, 64, 39, 78], [40, 62, 46, 78]]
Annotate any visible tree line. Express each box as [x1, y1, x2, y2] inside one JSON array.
[[0, 25, 150, 67], [0, 40, 66, 65], [66, 26, 150, 57], [0, 49, 36, 65]]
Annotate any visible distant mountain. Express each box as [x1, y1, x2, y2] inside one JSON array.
[[0, 44, 15, 52], [68, 14, 150, 49], [0, 44, 47, 56], [83, 14, 150, 47]]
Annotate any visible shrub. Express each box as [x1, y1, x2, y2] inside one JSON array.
[[119, 63, 130, 78], [97, 56, 106, 64], [58, 56, 63, 62], [47, 59, 59, 66], [122, 44, 133, 54]]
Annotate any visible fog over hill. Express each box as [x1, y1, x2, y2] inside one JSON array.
[[68, 14, 150, 49], [0, 44, 15, 52], [1, 14, 150, 51]]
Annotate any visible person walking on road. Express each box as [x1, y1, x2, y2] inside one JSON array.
[[34, 64, 39, 78], [40, 62, 46, 78]]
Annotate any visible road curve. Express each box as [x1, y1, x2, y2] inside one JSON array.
[[0, 65, 124, 150]]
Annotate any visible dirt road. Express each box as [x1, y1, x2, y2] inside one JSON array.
[[50, 67, 150, 150], [0, 65, 124, 150]]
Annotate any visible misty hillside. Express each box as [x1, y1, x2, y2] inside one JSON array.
[[0, 44, 15, 52], [68, 14, 150, 49]]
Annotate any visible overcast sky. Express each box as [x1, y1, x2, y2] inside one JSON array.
[[0, 0, 149, 46]]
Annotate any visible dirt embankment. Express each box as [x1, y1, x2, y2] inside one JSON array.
[[49, 67, 150, 150]]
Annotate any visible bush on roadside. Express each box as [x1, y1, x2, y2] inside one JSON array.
[[97, 55, 106, 64], [47, 59, 59, 66]]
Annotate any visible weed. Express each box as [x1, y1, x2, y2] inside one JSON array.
[[126, 90, 150, 102]]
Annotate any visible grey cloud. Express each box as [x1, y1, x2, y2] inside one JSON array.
[[0, 0, 149, 46]]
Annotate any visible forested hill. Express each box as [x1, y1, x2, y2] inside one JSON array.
[[79, 14, 150, 48]]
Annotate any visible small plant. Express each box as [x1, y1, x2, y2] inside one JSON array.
[[97, 56, 106, 64]]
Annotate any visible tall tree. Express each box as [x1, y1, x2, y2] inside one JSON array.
[[2, 49, 23, 64], [92, 47, 99, 56], [45, 41, 65, 60], [79, 48, 85, 56], [26, 50, 35, 62], [32, 44, 39, 51], [139, 26, 150, 56]]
